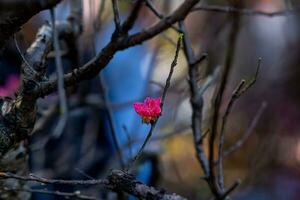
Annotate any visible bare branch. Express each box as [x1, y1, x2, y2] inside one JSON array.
[[0, 0, 82, 155], [121, 0, 144, 33], [161, 35, 183, 107], [179, 21, 196, 64], [0, 170, 187, 200], [220, 180, 240, 199], [50, 8, 68, 138], [180, 21, 210, 176], [131, 34, 183, 165], [217, 58, 261, 190], [145, 0, 181, 32], [108, 170, 187, 200], [35, 0, 201, 99], [224, 102, 267, 157], [192, 5, 298, 17], [193, 53, 208, 66], [0, 22, 54, 155], [196, 66, 219, 97], [209, 12, 241, 195], [112, 0, 122, 35], [0, 172, 108, 186], [99, 75, 125, 168], [238, 58, 261, 96], [181, 20, 221, 198], [3, 187, 96, 200], [217, 80, 245, 189]]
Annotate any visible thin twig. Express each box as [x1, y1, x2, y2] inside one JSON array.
[[50, 8, 68, 138], [238, 58, 261, 96], [112, 0, 122, 34], [130, 123, 156, 166], [209, 12, 241, 195], [0, 172, 109, 186], [120, 125, 191, 153], [122, 125, 133, 159], [193, 53, 208, 66], [192, 5, 298, 17], [224, 101, 267, 157], [220, 180, 240, 200], [131, 34, 183, 165], [161, 34, 183, 107], [199, 129, 210, 142], [145, 0, 180, 32], [195, 65, 220, 101], [99, 74, 125, 168], [90, 0, 96, 55], [31, 102, 58, 135], [121, 0, 144, 33], [91, 0, 124, 168], [217, 80, 245, 189], [3, 187, 96, 200], [217, 58, 261, 190], [145, 0, 163, 18], [13, 34, 31, 69], [74, 168, 95, 180]]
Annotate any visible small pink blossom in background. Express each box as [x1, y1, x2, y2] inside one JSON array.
[[133, 97, 162, 124], [0, 75, 20, 97]]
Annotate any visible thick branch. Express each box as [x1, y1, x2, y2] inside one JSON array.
[[121, 0, 144, 33], [108, 170, 186, 200], [35, 0, 201, 97], [0, 170, 187, 200], [180, 21, 221, 197], [0, 0, 82, 155]]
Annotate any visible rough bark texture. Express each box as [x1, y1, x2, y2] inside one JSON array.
[[0, 22, 49, 200], [108, 170, 187, 200], [0, 144, 30, 200], [0, 1, 82, 198]]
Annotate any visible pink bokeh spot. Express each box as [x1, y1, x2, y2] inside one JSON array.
[[0, 75, 20, 97], [133, 97, 162, 124]]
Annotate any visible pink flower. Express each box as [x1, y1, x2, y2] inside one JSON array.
[[133, 97, 162, 124]]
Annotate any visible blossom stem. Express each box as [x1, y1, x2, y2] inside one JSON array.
[[129, 34, 183, 167], [130, 122, 156, 165]]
